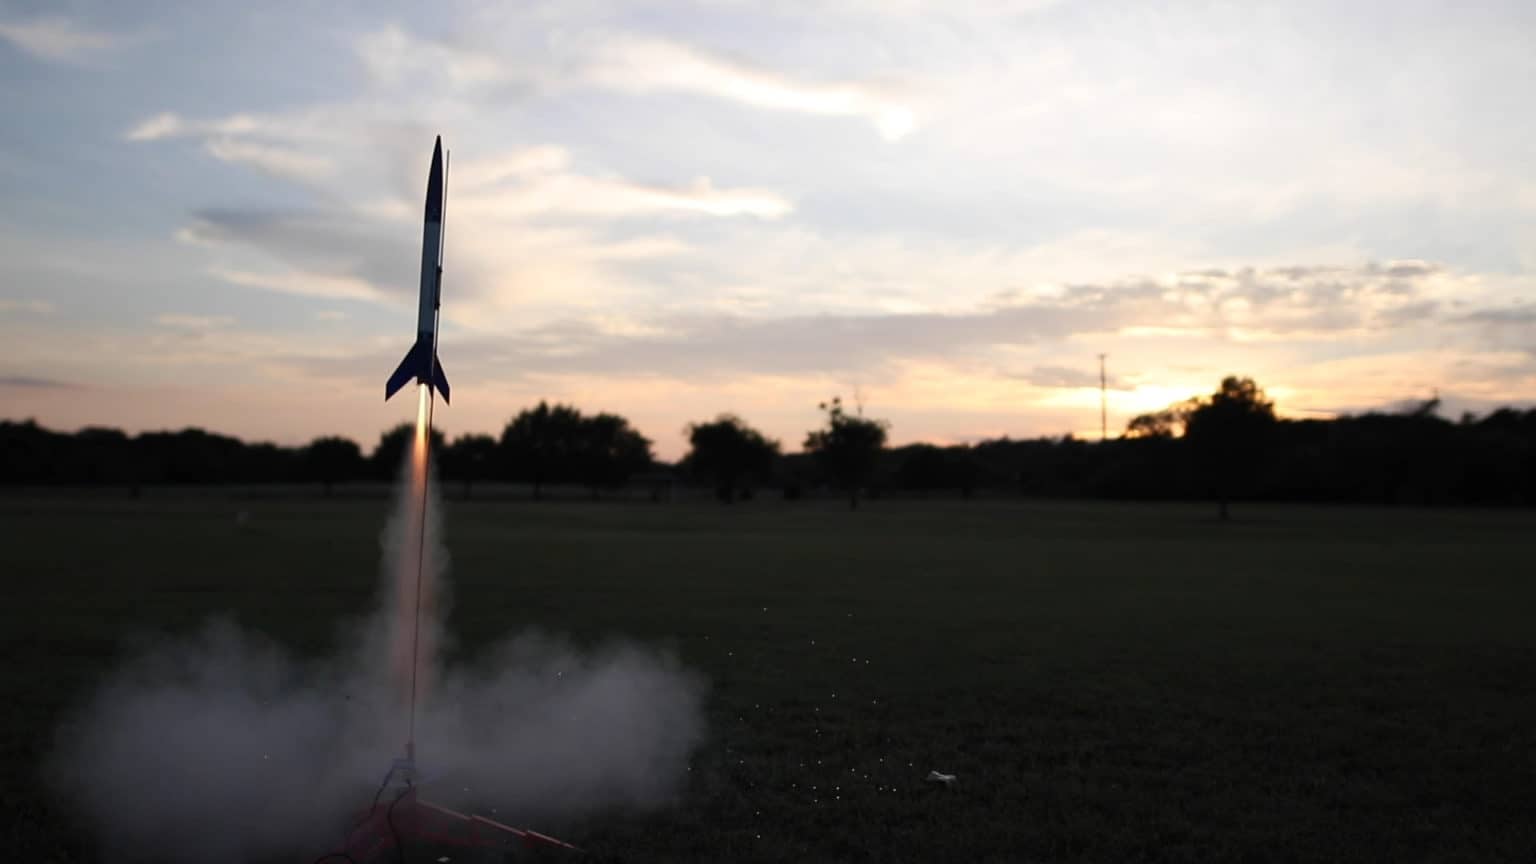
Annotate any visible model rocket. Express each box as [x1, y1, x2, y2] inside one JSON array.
[[385, 135, 451, 403], [315, 136, 581, 863]]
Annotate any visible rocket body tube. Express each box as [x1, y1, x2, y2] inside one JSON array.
[[386, 137, 450, 404]]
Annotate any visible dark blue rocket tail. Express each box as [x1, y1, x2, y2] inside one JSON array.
[[385, 337, 450, 404], [432, 353, 449, 403]]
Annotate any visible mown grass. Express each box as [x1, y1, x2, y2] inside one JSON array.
[[4, 493, 1535, 862]]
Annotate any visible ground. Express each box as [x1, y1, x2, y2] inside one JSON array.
[[4, 492, 1535, 862]]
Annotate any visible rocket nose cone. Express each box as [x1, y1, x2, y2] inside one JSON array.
[[424, 136, 444, 221]]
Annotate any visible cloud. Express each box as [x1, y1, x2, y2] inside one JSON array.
[[125, 110, 339, 182], [1014, 365, 1133, 391], [458, 147, 792, 220], [208, 268, 388, 304], [154, 314, 237, 330], [0, 17, 121, 63], [180, 210, 411, 302], [1124, 264, 1462, 340], [1372, 301, 1440, 329], [1452, 303, 1536, 359], [125, 112, 185, 141], [130, 106, 791, 216], [1458, 305, 1536, 326], [203, 139, 332, 181], [260, 258, 1483, 399], [168, 144, 788, 326], [0, 375, 78, 390], [349, 24, 916, 140], [583, 35, 917, 140], [125, 112, 301, 144], [355, 24, 521, 89], [0, 299, 54, 314], [283, 302, 1098, 386], [430, 261, 1466, 381], [1382, 260, 1440, 279]]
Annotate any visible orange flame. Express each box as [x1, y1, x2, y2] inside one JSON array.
[[413, 383, 431, 489], [392, 383, 434, 714]]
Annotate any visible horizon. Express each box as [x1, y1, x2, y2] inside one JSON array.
[[3, 382, 1508, 465], [3, 2, 1535, 461]]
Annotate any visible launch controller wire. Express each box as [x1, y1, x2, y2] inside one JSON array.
[[311, 764, 413, 864]]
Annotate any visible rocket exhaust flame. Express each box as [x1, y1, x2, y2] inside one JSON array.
[[389, 384, 436, 725], [406, 382, 434, 758], [414, 384, 431, 462]]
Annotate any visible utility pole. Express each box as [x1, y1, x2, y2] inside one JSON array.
[[1098, 354, 1107, 441]]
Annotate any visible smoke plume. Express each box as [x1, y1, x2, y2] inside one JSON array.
[[45, 444, 706, 863]]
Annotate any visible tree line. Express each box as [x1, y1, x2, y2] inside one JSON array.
[[0, 402, 654, 498], [3, 379, 1534, 510], [866, 378, 1536, 514]]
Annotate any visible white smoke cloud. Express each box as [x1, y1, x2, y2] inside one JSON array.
[[46, 454, 706, 863]]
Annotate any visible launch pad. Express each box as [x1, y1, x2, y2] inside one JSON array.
[[339, 759, 580, 862]]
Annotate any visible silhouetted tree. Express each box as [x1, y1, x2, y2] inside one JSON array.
[[895, 445, 947, 497], [575, 412, 654, 495], [440, 433, 498, 498], [70, 426, 134, 486], [1185, 376, 1276, 520], [1467, 407, 1536, 505], [0, 419, 61, 484], [496, 403, 652, 497], [303, 436, 364, 496], [682, 414, 781, 502], [499, 401, 584, 498], [1124, 398, 1201, 439], [135, 428, 249, 483], [371, 423, 446, 481], [242, 442, 300, 484], [894, 444, 982, 498], [804, 396, 889, 509]]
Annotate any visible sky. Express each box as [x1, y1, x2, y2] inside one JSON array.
[[1, 0, 1533, 461]]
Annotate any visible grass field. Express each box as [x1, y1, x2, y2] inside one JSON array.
[[5, 493, 1536, 862]]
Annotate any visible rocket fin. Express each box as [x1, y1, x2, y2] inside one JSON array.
[[385, 339, 428, 401], [432, 353, 450, 404]]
